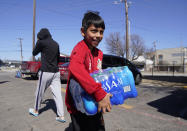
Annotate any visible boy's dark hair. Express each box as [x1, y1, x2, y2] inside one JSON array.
[[82, 11, 105, 32]]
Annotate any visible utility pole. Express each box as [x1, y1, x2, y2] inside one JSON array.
[[32, 0, 36, 61], [114, 0, 130, 59], [17, 38, 23, 62], [124, 0, 129, 60], [153, 41, 158, 72], [153, 41, 157, 65]]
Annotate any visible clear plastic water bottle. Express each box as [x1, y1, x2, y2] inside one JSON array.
[[99, 73, 110, 92], [104, 67, 123, 105], [82, 92, 98, 115], [91, 73, 100, 83], [120, 66, 137, 99], [86, 66, 138, 114]]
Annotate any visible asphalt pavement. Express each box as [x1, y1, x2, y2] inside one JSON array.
[[0, 70, 187, 131]]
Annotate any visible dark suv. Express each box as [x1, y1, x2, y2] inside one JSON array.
[[102, 54, 142, 85]]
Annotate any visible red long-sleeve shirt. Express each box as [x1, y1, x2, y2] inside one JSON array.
[[65, 40, 107, 114]]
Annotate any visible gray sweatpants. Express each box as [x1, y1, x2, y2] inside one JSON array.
[[34, 71, 64, 117]]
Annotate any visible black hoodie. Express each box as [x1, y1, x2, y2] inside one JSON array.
[[33, 28, 60, 73]]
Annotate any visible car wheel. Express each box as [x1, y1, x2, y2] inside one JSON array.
[[37, 70, 40, 78], [35, 69, 41, 80], [31, 70, 40, 80], [135, 74, 142, 85], [31, 74, 38, 80]]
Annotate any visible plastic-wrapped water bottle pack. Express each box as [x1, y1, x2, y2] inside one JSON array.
[[69, 66, 138, 115]]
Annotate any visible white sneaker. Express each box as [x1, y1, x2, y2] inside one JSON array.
[[56, 117, 66, 123], [29, 108, 39, 117]]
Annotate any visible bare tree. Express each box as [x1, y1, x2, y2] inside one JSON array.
[[105, 32, 125, 57], [130, 34, 145, 61], [144, 47, 155, 60], [105, 33, 146, 60]]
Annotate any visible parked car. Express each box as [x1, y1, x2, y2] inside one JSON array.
[[102, 54, 142, 85], [59, 54, 142, 85], [59, 62, 69, 81], [21, 56, 70, 79]]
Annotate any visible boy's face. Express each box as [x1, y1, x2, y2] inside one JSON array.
[[81, 24, 104, 48]]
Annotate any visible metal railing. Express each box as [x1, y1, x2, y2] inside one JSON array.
[[139, 64, 187, 77]]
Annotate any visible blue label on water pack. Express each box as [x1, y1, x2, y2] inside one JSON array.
[[70, 66, 138, 115]]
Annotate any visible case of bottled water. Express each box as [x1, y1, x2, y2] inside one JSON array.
[[69, 66, 138, 115]]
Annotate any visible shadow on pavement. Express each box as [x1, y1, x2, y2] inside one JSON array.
[[22, 77, 38, 81], [64, 123, 73, 131], [61, 80, 68, 84], [39, 99, 57, 116], [0, 81, 10, 84], [143, 75, 187, 84], [148, 89, 187, 120]]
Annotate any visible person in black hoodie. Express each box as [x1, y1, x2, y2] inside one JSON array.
[[29, 28, 66, 123]]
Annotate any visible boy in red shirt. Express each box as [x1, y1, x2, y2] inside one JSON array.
[[65, 11, 112, 131]]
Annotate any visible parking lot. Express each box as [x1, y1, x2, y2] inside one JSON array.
[[0, 70, 187, 131]]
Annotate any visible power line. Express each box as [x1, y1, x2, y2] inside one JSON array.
[[0, 1, 23, 15], [39, 8, 81, 19], [0, 50, 30, 52], [55, 0, 109, 11], [39, 1, 110, 18]]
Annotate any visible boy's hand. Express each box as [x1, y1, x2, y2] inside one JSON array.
[[98, 93, 112, 113]]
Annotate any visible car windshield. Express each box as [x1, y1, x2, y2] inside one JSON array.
[[125, 59, 138, 68], [61, 62, 69, 67], [59, 57, 70, 63]]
